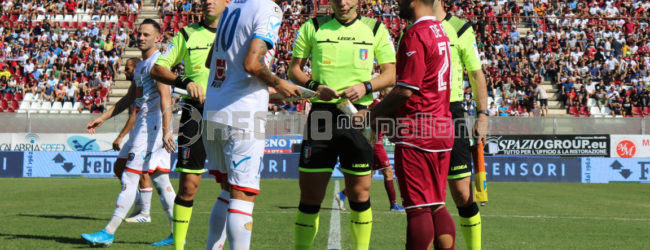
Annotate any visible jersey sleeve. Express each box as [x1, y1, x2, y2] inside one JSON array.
[[374, 23, 396, 65], [155, 31, 186, 69], [291, 20, 314, 59], [395, 33, 425, 91], [458, 27, 482, 72], [252, 3, 283, 49]]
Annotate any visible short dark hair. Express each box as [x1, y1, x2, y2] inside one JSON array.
[[140, 19, 161, 34], [127, 57, 141, 65]]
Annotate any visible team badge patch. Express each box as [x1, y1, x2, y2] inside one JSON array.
[[360, 49, 368, 61], [302, 145, 311, 164], [128, 153, 135, 161], [182, 148, 191, 160]]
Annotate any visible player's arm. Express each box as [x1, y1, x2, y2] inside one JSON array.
[[459, 28, 489, 143], [288, 20, 339, 101], [87, 81, 136, 134], [158, 81, 176, 152], [112, 106, 136, 151], [151, 30, 205, 102], [342, 23, 396, 103]]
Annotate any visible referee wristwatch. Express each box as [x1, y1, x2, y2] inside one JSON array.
[[363, 81, 372, 95], [477, 110, 489, 116]]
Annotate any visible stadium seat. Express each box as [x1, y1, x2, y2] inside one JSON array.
[[601, 107, 612, 117], [50, 102, 63, 114], [0, 107, 4, 112], [54, 14, 64, 22], [92, 110, 102, 114], [644, 106, 650, 115], [64, 14, 74, 22], [568, 106, 578, 115], [70, 22, 79, 29], [81, 110, 91, 114], [23, 93, 34, 103], [28, 102, 40, 113], [6, 107, 14, 113], [517, 105, 526, 114], [633, 107, 643, 117], [14, 92, 23, 102], [0, 100, 7, 110], [3, 92, 13, 101], [17, 101, 30, 113], [590, 106, 601, 117], [10, 101, 19, 110], [39, 101, 52, 113], [587, 98, 596, 107], [109, 15, 119, 23], [579, 106, 589, 117], [72, 102, 82, 112]]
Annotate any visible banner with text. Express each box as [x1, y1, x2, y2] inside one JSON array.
[[0, 133, 125, 152], [264, 135, 302, 153], [610, 135, 650, 158], [484, 156, 581, 182], [484, 135, 610, 157], [581, 157, 650, 183]]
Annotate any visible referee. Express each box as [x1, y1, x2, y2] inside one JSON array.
[[289, 0, 396, 248], [435, 1, 489, 249], [150, 0, 220, 247]]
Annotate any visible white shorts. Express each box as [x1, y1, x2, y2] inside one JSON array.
[[202, 121, 264, 194], [117, 123, 170, 174]]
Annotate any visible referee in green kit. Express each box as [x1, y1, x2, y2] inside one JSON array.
[[289, 0, 396, 248]]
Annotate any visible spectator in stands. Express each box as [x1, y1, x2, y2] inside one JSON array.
[[498, 100, 509, 117], [55, 83, 67, 104], [65, 0, 77, 14], [0, 65, 10, 80], [65, 80, 77, 104], [504, 86, 516, 106], [78, 88, 93, 113], [488, 102, 498, 116], [40, 83, 54, 102], [622, 95, 633, 117], [91, 89, 104, 113], [609, 95, 623, 116]]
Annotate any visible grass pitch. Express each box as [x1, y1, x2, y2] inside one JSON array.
[[0, 178, 649, 249]]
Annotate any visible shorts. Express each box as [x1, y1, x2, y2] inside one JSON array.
[[394, 145, 451, 209], [299, 103, 373, 176], [373, 141, 391, 171], [175, 99, 207, 174], [202, 121, 264, 194], [117, 124, 170, 174], [448, 102, 472, 180]]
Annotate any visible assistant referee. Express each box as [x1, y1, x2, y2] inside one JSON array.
[[150, 0, 219, 248], [289, 0, 396, 248], [435, 0, 489, 249]]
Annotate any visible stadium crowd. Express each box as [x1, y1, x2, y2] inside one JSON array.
[[2, 0, 650, 116], [0, 0, 140, 113]]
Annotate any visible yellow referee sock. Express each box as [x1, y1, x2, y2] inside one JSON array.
[[458, 203, 481, 250], [173, 197, 193, 250], [350, 200, 372, 250], [294, 209, 319, 250]]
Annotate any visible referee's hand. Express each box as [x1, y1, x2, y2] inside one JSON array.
[[186, 81, 205, 103], [275, 80, 302, 98], [340, 83, 366, 103], [316, 85, 339, 101]]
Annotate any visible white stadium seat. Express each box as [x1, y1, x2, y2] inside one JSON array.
[[17, 102, 30, 113], [38, 102, 52, 113], [590, 107, 601, 117], [23, 93, 34, 103], [72, 102, 82, 112], [81, 110, 90, 114], [28, 102, 40, 113], [50, 102, 63, 114]]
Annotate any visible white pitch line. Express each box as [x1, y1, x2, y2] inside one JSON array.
[[327, 181, 341, 250]]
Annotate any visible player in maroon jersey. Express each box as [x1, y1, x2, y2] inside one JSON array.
[[355, 0, 455, 247]]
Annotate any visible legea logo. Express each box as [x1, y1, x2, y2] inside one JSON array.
[[616, 140, 636, 158]]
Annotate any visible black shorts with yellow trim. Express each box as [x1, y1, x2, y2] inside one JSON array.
[[299, 103, 373, 176], [175, 99, 207, 174], [448, 102, 472, 180]]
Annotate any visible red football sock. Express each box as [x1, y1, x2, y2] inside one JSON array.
[[342, 189, 347, 196], [384, 179, 397, 204], [432, 207, 456, 250], [406, 208, 434, 250]]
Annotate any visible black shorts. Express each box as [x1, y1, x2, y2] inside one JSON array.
[[539, 99, 548, 107], [449, 102, 472, 180], [175, 99, 207, 174], [299, 103, 373, 175]]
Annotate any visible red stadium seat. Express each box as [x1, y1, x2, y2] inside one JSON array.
[[3, 93, 13, 101], [10, 101, 19, 110], [0, 107, 4, 112], [517, 105, 525, 114], [119, 15, 128, 22], [163, 15, 172, 24], [0, 100, 8, 110], [70, 22, 79, 29], [79, 22, 88, 29], [128, 15, 137, 23], [568, 106, 578, 115], [644, 106, 650, 115], [633, 106, 643, 117], [626, 89, 633, 97], [13, 92, 23, 102], [579, 106, 589, 116], [61, 22, 69, 29], [92, 110, 102, 114]]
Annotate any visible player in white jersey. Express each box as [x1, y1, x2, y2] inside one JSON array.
[[195, 0, 301, 248], [81, 19, 177, 247]]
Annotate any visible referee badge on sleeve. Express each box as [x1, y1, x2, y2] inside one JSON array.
[[360, 49, 368, 61], [302, 145, 311, 164]]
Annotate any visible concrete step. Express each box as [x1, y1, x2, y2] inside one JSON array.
[[548, 109, 568, 116], [115, 80, 131, 88], [548, 100, 562, 109], [110, 88, 129, 96], [124, 50, 141, 58]]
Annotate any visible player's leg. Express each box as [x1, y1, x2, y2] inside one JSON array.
[[339, 125, 375, 250], [149, 148, 176, 247], [223, 127, 264, 250], [449, 102, 481, 250], [114, 158, 126, 179], [126, 171, 153, 222], [433, 152, 455, 250], [294, 132, 338, 250], [203, 121, 230, 250], [380, 167, 403, 211]]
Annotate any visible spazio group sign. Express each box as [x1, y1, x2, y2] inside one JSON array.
[[484, 135, 610, 157]]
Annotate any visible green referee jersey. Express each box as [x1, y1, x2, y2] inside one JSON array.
[[155, 22, 216, 99], [441, 14, 482, 103], [293, 15, 396, 106]]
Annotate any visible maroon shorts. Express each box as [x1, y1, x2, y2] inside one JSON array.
[[373, 143, 391, 171], [394, 145, 451, 209]]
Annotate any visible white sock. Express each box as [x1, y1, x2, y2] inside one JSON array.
[[227, 199, 254, 250], [140, 187, 153, 215], [131, 189, 142, 215], [151, 172, 175, 232], [106, 171, 139, 234], [206, 190, 230, 250]]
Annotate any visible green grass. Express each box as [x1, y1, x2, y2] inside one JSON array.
[[0, 178, 649, 249]]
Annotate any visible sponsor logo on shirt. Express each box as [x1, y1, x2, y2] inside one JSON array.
[[406, 51, 416, 57]]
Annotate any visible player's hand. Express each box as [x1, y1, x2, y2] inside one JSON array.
[[86, 117, 105, 134], [275, 80, 302, 98], [474, 115, 488, 144], [316, 85, 339, 101], [186, 81, 205, 104], [112, 137, 123, 151], [162, 127, 177, 153], [340, 83, 366, 103]]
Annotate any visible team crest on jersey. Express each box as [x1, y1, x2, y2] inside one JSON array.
[[215, 59, 226, 82], [182, 148, 191, 160], [302, 145, 311, 163], [360, 49, 368, 61], [128, 153, 135, 161]]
